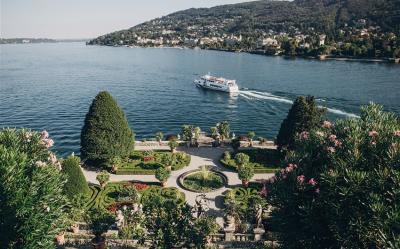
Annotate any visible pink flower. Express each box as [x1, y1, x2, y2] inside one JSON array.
[[48, 153, 57, 164], [55, 162, 62, 170], [329, 134, 337, 142], [35, 161, 47, 168], [285, 164, 295, 173], [260, 186, 268, 197], [368, 130, 378, 137], [40, 130, 49, 140], [370, 141, 376, 146], [322, 121, 332, 129], [327, 146, 336, 153], [297, 175, 305, 185], [334, 140, 342, 147], [315, 188, 320, 194], [24, 132, 33, 142], [394, 130, 400, 137], [316, 131, 325, 137], [41, 138, 54, 148], [308, 178, 317, 186], [300, 131, 309, 140]]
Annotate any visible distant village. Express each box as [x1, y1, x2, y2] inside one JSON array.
[[89, 17, 399, 62]]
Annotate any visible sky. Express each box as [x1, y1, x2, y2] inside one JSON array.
[[1, 0, 254, 39]]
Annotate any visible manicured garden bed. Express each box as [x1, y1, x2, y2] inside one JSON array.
[[220, 149, 280, 173], [85, 182, 185, 210], [180, 169, 227, 193], [116, 150, 190, 175]]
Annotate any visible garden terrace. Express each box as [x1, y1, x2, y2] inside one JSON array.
[[221, 149, 280, 173], [116, 150, 190, 175], [85, 182, 185, 210]]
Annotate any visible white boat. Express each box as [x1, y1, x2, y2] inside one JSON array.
[[194, 74, 239, 93]]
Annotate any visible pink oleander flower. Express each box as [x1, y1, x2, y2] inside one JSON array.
[[260, 186, 268, 197], [370, 141, 376, 146], [285, 164, 295, 173], [48, 153, 57, 164], [40, 130, 49, 140], [329, 134, 337, 142], [315, 188, 320, 194], [35, 161, 47, 168], [55, 162, 62, 170], [334, 140, 342, 147], [327, 146, 336, 153], [394, 130, 400, 137], [297, 175, 305, 185], [24, 131, 33, 142], [300, 131, 309, 140], [368, 130, 378, 137], [41, 138, 54, 148], [322, 121, 332, 129], [308, 178, 317, 186], [316, 131, 325, 137]]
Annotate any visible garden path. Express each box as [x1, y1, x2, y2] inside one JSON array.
[[82, 145, 275, 225]]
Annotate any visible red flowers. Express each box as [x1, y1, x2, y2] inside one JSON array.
[[297, 175, 305, 185], [299, 131, 309, 140], [133, 183, 149, 191], [308, 178, 317, 186]]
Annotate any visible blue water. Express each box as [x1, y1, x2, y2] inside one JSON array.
[[1, 42, 399, 156]]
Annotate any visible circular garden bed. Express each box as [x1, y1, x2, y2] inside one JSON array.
[[179, 166, 227, 193]]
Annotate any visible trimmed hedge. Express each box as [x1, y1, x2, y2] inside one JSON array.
[[61, 155, 90, 199], [221, 149, 280, 173]]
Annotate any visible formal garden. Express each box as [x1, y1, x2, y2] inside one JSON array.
[[1, 91, 399, 249]]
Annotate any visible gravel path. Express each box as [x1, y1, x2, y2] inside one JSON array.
[[82, 146, 275, 223]]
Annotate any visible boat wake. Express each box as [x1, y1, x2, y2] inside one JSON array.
[[239, 90, 359, 118]]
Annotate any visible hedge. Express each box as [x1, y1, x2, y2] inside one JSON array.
[[220, 149, 280, 173], [61, 155, 90, 199]]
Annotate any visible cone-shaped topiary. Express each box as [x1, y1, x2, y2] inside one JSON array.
[[61, 155, 90, 200], [276, 96, 325, 151], [81, 91, 135, 166]]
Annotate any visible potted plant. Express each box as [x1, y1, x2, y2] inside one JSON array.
[[143, 150, 154, 161], [237, 164, 254, 187], [96, 170, 110, 188], [155, 167, 171, 187], [247, 131, 256, 147], [155, 131, 164, 145], [234, 153, 250, 169], [87, 208, 115, 249], [168, 139, 178, 153], [160, 153, 174, 171], [55, 231, 65, 245], [69, 194, 87, 233]]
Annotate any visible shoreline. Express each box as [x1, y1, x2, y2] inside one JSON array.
[[91, 43, 400, 64]]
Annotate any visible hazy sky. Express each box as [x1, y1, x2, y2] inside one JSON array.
[[1, 0, 253, 39]]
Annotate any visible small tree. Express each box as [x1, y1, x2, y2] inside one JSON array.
[[155, 167, 171, 187], [216, 121, 230, 141], [192, 216, 220, 248], [62, 155, 90, 200], [81, 91, 135, 167], [248, 131, 256, 147], [168, 139, 178, 153], [155, 131, 164, 145], [276, 96, 325, 151], [96, 170, 110, 188], [237, 164, 254, 187], [160, 153, 174, 171], [234, 153, 250, 168]]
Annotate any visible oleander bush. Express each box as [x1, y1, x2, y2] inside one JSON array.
[[0, 128, 69, 249], [268, 104, 400, 248], [221, 149, 280, 173], [81, 91, 135, 167], [61, 155, 90, 200]]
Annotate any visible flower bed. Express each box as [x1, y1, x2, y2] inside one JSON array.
[[220, 149, 280, 173], [179, 167, 227, 193], [116, 150, 190, 175], [85, 182, 185, 210]]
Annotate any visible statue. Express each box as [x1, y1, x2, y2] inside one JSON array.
[[195, 194, 209, 218], [255, 204, 263, 228], [116, 210, 124, 227]]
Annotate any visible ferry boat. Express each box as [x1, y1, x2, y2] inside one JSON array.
[[194, 74, 239, 93]]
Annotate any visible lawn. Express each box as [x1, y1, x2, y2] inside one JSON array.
[[220, 148, 281, 173], [116, 150, 191, 175]]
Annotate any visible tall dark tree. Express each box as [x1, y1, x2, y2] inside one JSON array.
[[81, 91, 134, 166], [276, 96, 325, 151]]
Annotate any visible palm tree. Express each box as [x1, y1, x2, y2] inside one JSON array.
[[155, 131, 164, 145], [248, 131, 255, 147]]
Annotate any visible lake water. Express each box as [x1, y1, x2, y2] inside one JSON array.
[[1, 42, 399, 156]]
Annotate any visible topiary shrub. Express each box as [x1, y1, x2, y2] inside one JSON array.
[[0, 128, 69, 248], [155, 167, 171, 186], [62, 155, 90, 200], [81, 91, 135, 167], [276, 96, 326, 151], [268, 104, 400, 248]]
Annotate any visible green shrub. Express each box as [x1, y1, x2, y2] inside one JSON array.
[[268, 104, 400, 248], [155, 167, 171, 183], [96, 170, 110, 188], [0, 129, 69, 248], [238, 164, 255, 182], [81, 91, 135, 167], [223, 151, 231, 160], [62, 155, 90, 200], [276, 96, 326, 151], [235, 153, 250, 168]]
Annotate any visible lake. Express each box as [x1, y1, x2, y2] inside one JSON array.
[[1, 42, 399, 156]]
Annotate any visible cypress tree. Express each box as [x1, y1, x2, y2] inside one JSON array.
[[276, 96, 325, 150], [61, 155, 90, 199], [81, 91, 135, 166]]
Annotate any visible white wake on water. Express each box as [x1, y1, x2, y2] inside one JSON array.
[[239, 90, 359, 118]]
